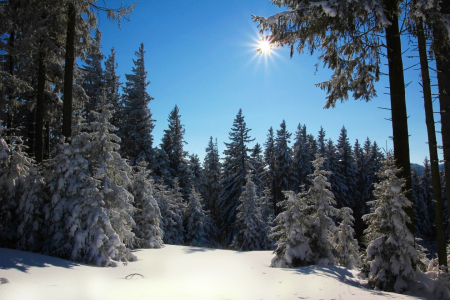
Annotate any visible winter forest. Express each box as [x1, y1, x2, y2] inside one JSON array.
[[2, 0, 450, 298]]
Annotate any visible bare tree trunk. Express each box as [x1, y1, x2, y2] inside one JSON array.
[[63, 3, 76, 140], [35, 49, 46, 163], [384, 2, 414, 235], [417, 20, 447, 268]]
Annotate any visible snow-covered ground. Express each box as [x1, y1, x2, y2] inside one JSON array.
[[0, 245, 436, 300]]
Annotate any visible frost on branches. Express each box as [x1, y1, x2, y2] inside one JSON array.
[[231, 175, 268, 251], [184, 187, 211, 247], [131, 161, 163, 249], [335, 207, 360, 269], [362, 158, 418, 293]]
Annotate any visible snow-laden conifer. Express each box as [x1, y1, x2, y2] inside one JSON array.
[[362, 157, 419, 293], [203, 137, 221, 226], [184, 187, 211, 247], [335, 126, 356, 208], [231, 175, 267, 251], [119, 43, 154, 166], [154, 180, 185, 245], [292, 124, 313, 192], [303, 155, 339, 265], [335, 207, 360, 269], [131, 160, 163, 249], [270, 191, 312, 268], [104, 47, 122, 130]]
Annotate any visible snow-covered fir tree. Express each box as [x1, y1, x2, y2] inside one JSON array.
[[335, 126, 356, 208], [273, 120, 295, 215], [231, 175, 267, 251], [189, 153, 206, 198], [104, 47, 122, 129], [335, 207, 360, 269], [80, 28, 104, 124], [45, 97, 136, 266], [0, 129, 35, 248], [203, 137, 221, 226], [118, 43, 154, 166], [303, 155, 339, 265], [160, 105, 191, 198], [219, 109, 255, 246], [250, 143, 265, 194], [270, 191, 312, 268], [362, 157, 419, 293], [184, 187, 212, 247], [292, 124, 313, 192], [317, 126, 327, 156], [263, 127, 276, 214], [131, 160, 163, 249], [153, 179, 185, 245], [259, 187, 275, 250]]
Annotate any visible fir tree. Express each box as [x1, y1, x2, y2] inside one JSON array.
[[292, 124, 313, 192], [335, 126, 356, 208], [203, 137, 221, 227], [273, 120, 295, 215], [104, 47, 122, 129], [263, 127, 276, 214], [420, 157, 435, 239], [270, 191, 312, 268], [131, 160, 163, 249], [184, 187, 211, 247], [335, 207, 360, 269], [189, 153, 206, 198], [161, 105, 191, 198], [219, 109, 255, 245], [363, 157, 418, 293], [81, 28, 104, 124], [250, 143, 265, 194], [119, 43, 154, 166], [412, 169, 431, 239], [231, 175, 267, 251]]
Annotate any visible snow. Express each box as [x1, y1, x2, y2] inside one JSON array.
[[0, 245, 440, 300]]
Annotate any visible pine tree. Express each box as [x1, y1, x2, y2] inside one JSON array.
[[270, 191, 312, 268], [317, 126, 327, 156], [273, 120, 295, 215], [335, 207, 360, 269], [250, 143, 265, 194], [219, 109, 255, 245], [189, 153, 206, 197], [184, 187, 211, 247], [81, 28, 104, 124], [231, 175, 267, 251], [131, 160, 163, 249], [292, 124, 313, 192], [412, 169, 431, 239], [262, 127, 276, 214], [363, 157, 418, 293], [160, 105, 191, 198], [420, 157, 435, 239], [203, 137, 221, 227], [119, 43, 154, 166], [335, 126, 356, 208], [104, 48, 122, 129], [303, 155, 339, 265]]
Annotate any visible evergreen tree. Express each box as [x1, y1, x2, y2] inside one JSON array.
[[131, 160, 163, 249], [189, 153, 206, 197], [273, 120, 295, 215], [412, 169, 431, 239], [119, 43, 154, 166], [219, 109, 255, 245], [104, 48, 122, 129], [335, 126, 356, 208], [161, 105, 191, 198], [270, 191, 312, 268], [81, 28, 104, 124], [231, 175, 267, 251], [184, 187, 211, 247], [317, 126, 327, 156], [335, 207, 360, 269], [420, 157, 435, 239], [203, 137, 221, 227], [292, 124, 313, 192], [250, 143, 265, 194], [303, 155, 339, 265], [262, 127, 276, 214], [363, 157, 418, 293], [153, 180, 184, 245]]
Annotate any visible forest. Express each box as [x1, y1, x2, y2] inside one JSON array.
[[1, 0, 450, 297]]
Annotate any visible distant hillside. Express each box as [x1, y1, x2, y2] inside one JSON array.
[[411, 163, 445, 176]]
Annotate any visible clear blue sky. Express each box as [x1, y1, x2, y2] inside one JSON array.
[[96, 0, 441, 165]]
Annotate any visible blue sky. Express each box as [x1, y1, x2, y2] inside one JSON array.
[[96, 0, 440, 164]]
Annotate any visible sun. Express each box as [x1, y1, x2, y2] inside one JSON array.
[[258, 38, 273, 55]]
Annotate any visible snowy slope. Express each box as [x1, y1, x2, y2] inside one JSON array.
[[0, 245, 433, 300]]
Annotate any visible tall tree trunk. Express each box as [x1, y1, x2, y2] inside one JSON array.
[[35, 50, 46, 163], [384, 3, 414, 235], [44, 120, 50, 160], [417, 20, 447, 268], [63, 3, 76, 140]]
